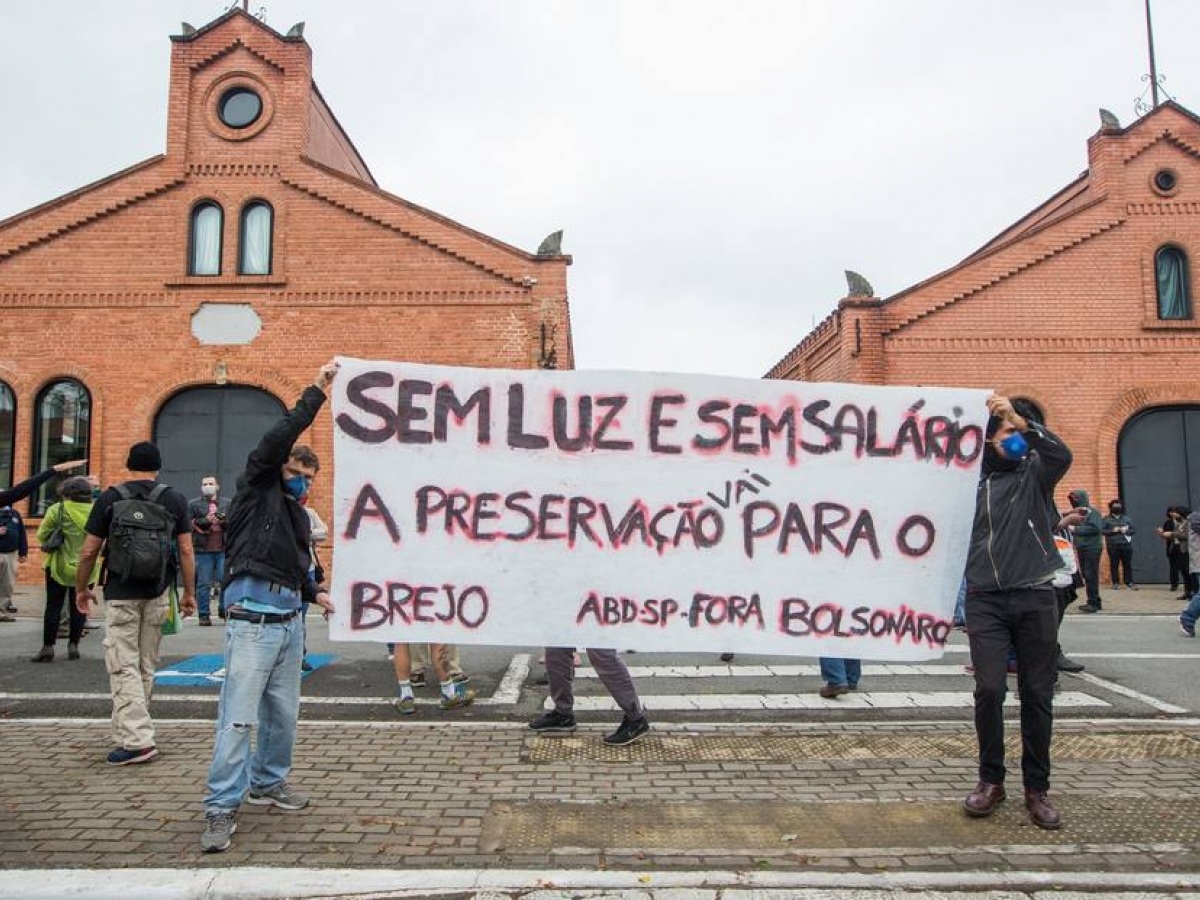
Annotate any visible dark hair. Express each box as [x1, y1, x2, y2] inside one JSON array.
[[1109, 499, 1123, 510], [1011, 398, 1045, 425], [58, 475, 93, 501], [289, 445, 320, 472], [202, 473, 218, 481]]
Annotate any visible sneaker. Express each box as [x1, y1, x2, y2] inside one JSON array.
[[529, 709, 577, 734], [2, 603, 17, 613], [719, 652, 735, 662], [0, 614, 14, 624], [1056, 656, 1085, 673], [409, 670, 427, 688], [819, 682, 849, 699], [106, 746, 159, 766], [199, 616, 212, 627], [246, 780, 309, 810], [1181, 617, 1196, 638], [393, 696, 416, 716], [301, 658, 313, 672], [603, 715, 650, 746], [1079, 604, 1100, 614], [201, 810, 237, 853], [449, 671, 471, 685], [1128, 584, 1139, 591], [439, 682, 476, 711]]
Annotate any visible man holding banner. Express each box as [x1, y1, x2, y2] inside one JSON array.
[[963, 394, 1072, 831], [202, 361, 338, 854]]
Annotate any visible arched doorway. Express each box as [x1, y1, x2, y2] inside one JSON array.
[[153, 386, 285, 504], [1117, 406, 1200, 584]]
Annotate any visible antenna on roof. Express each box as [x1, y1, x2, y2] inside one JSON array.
[[1134, 0, 1174, 117]]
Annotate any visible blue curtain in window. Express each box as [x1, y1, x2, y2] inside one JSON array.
[[1155, 246, 1191, 320]]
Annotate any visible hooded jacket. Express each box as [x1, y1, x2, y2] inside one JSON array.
[[966, 422, 1073, 592], [1067, 489, 1103, 553], [222, 386, 325, 601]]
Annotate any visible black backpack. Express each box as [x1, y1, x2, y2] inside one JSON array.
[[106, 484, 176, 589]]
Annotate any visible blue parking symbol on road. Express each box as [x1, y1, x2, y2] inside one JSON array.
[[155, 653, 335, 686]]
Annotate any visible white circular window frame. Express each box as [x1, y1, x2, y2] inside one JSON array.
[[203, 71, 275, 142]]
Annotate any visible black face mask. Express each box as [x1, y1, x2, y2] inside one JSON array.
[[983, 441, 1019, 474]]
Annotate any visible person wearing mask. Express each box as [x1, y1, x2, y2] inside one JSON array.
[[190, 475, 232, 626], [1067, 489, 1104, 613], [1178, 509, 1200, 637], [963, 394, 1072, 831], [0, 504, 27, 622], [1101, 500, 1137, 590], [76, 443, 196, 765], [1159, 507, 1190, 599], [31, 477, 99, 661], [201, 362, 338, 854]]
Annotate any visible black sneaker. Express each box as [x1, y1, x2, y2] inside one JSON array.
[[529, 709, 577, 734], [603, 715, 650, 746], [719, 652, 734, 662], [1056, 656, 1085, 673], [106, 746, 159, 766], [410, 670, 427, 688]]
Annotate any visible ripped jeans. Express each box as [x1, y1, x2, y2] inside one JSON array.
[[204, 616, 303, 812]]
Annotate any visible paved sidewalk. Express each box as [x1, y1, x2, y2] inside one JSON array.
[[1, 718, 1198, 883]]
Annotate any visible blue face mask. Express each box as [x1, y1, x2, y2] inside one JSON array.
[[283, 475, 310, 500], [999, 431, 1029, 460]]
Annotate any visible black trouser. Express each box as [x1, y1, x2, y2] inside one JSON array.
[[1053, 585, 1075, 666], [965, 585, 1059, 792], [1077, 547, 1102, 607], [1107, 544, 1133, 586], [42, 569, 85, 647], [1168, 550, 1189, 592]]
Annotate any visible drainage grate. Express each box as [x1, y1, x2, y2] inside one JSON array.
[[480, 797, 1200, 853], [524, 730, 1200, 764]]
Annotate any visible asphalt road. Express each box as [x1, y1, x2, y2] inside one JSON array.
[[0, 587, 1193, 725]]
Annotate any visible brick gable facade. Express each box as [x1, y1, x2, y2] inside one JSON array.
[[0, 10, 572, 575]]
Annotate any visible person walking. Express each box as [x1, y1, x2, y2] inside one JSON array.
[[201, 361, 338, 854], [0, 504, 27, 622], [529, 647, 650, 745], [1102, 499, 1137, 590], [1178, 510, 1200, 638], [963, 394, 1072, 830], [75, 443, 196, 765], [31, 477, 98, 662], [189, 475, 231, 626], [1067, 489, 1104, 613]]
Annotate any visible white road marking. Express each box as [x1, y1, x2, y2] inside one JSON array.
[[1065, 670, 1189, 714], [0, 653, 534, 709], [554, 691, 1109, 712], [576, 664, 972, 678]]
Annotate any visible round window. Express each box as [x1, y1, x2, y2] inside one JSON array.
[[218, 88, 263, 129], [1154, 169, 1178, 194]]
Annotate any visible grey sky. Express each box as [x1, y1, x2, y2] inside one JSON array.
[[3, 1, 1198, 377]]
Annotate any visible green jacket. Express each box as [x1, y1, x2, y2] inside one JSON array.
[[37, 499, 100, 587], [1068, 489, 1103, 553]]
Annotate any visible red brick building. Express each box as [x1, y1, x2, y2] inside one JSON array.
[[0, 9, 572, 562], [767, 103, 1200, 583]]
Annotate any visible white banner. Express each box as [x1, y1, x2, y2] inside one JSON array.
[[329, 357, 989, 661]]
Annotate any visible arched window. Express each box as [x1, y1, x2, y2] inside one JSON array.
[[189, 201, 223, 276], [0, 381, 14, 491], [31, 379, 90, 514], [238, 201, 273, 275], [1155, 245, 1192, 320]]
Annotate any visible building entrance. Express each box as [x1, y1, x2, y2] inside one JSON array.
[[1118, 406, 1200, 585], [153, 386, 285, 505]]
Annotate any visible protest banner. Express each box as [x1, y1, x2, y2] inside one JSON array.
[[329, 356, 990, 660]]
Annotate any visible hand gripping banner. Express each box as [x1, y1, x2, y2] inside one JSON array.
[[329, 357, 989, 661]]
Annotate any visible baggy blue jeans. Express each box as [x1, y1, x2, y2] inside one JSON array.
[[818, 657, 862, 687], [204, 616, 303, 812], [194, 551, 225, 618]]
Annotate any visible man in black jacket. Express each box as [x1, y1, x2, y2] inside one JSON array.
[[202, 361, 337, 854], [962, 394, 1072, 831]]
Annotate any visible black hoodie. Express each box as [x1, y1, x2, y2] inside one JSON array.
[[966, 422, 1073, 592]]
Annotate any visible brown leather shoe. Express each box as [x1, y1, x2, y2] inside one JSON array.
[[819, 683, 849, 698], [963, 781, 1006, 817], [1024, 788, 1062, 830]]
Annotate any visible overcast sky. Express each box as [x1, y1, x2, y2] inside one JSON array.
[[3, 1, 1198, 377]]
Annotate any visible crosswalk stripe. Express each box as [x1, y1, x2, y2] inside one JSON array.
[[555, 691, 1110, 711], [576, 664, 972, 678]]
